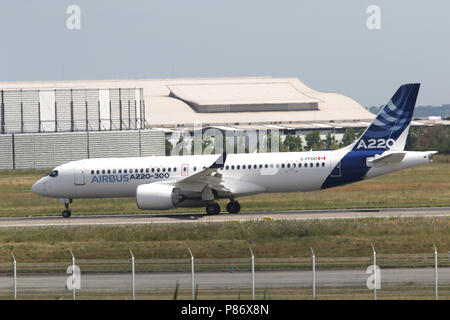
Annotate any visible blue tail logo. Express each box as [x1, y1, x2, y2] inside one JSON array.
[[353, 83, 420, 151]]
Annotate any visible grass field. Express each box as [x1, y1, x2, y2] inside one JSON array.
[[0, 217, 448, 263], [0, 155, 448, 265], [0, 155, 449, 218]]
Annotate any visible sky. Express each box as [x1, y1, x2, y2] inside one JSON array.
[[0, 0, 448, 107]]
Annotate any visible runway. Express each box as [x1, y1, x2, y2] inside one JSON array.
[[0, 268, 448, 292], [0, 207, 448, 228]]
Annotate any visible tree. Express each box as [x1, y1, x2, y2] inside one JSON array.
[[340, 128, 357, 148], [173, 135, 187, 156], [305, 131, 324, 151], [416, 125, 449, 153], [283, 134, 303, 152], [323, 132, 339, 150], [405, 126, 450, 154], [165, 139, 173, 156], [191, 133, 214, 155]]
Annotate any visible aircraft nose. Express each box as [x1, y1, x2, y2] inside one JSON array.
[[31, 179, 47, 196]]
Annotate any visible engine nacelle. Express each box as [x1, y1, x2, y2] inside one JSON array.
[[136, 184, 182, 210]]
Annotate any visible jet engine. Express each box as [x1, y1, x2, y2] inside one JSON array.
[[136, 184, 184, 210]]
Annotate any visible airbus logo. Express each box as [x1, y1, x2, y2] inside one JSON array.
[[91, 173, 170, 183]]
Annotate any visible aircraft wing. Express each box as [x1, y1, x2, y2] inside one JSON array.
[[171, 152, 266, 196], [173, 152, 229, 192], [367, 151, 406, 167]]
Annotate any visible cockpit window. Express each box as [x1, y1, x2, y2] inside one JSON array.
[[48, 170, 59, 178]]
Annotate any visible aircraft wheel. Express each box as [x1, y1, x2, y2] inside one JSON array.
[[226, 201, 241, 214], [62, 210, 71, 218], [206, 203, 220, 215]]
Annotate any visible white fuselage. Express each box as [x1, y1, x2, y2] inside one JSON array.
[[31, 149, 433, 203]]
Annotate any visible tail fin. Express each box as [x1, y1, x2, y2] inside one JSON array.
[[352, 83, 420, 151]]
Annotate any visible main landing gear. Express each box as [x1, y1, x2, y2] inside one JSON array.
[[61, 199, 72, 218], [206, 202, 221, 215], [205, 200, 241, 215], [226, 200, 241, 214]]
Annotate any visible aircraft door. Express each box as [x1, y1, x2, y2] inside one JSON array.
[[74, 162, 86, 185], [181, 163, 189, 176]]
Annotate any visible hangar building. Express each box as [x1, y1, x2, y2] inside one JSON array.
[[0, 77, 445, 170]]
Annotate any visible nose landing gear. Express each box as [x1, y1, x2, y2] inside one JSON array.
[[61, 199, 72, 218]]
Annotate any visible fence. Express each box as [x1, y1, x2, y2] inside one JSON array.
[[0, 88, 146, 134], [0, 251, 448, 300], [0, 129, 165, 170]]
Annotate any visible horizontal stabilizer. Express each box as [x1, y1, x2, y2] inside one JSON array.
[[367, 152, 406, 167]]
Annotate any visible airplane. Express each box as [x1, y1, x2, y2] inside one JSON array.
[[31, 83, 437, 218]]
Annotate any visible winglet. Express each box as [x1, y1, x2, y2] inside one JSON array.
[[210, 152, 227, 169]]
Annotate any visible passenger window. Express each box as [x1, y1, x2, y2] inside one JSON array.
[[146, 168, 149, 173], [310, 163, 313, 168], [322, 162, 325, 167], [113, 169, 117, 174], [225, 165, 229, 170], [135, 169, 138, 173], [287, 164, 291, 168], [253, 165, 257, 169], [276, 164, 279, 168], [140, 168, 144, 173], [293, 163, 296, 168], [194, 167, 197, 171], [231, 165, 235, 170], [162, 168, 166, 172], [316, 163, 320, 167], [174, 167, 177, 172], [102, 170, 106, 174], [96, 170, 100, 174], [237, 165, 240, 170], [183, 167, 186, 172], [298, 163, 302, 168], [124, 169, 127, 173], [107, 169, 111, 174], [259, 164, 263, 169], [242, 165, 246, 169], [281, 164, 285, 169], [91, 170, 94, 175], [168, 168, 171, 172], [157, 168, 160, 172], [119, 169, 122, 174]]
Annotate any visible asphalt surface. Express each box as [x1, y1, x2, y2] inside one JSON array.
[[0, 268, 448, 292], [0, 207, 448, 228]]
